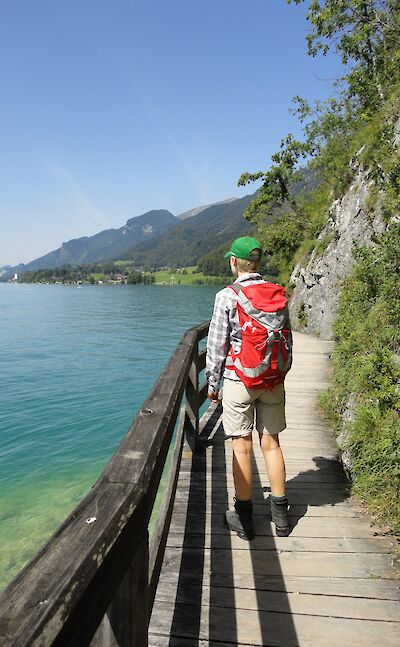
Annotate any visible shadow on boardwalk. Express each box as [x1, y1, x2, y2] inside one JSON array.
[[163, 407, 349, 647], [269, 455, 349, 534]]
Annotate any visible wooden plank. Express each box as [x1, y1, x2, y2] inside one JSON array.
[[149, 636, 240, 647], [93, 532, 150, 647], [149, 600, 400, 647], [172, 490, 353, 507], [178, 468, 347, 482], [174, 481, 350, 495], [170, 499, 364, 519], [194, 320, 210, 343], [207, 450, 341, 462], [168, 513, 387, 538], [178, 460, 346, 473], [177, 471, 348, 484], [155, 581, 400, 621], [148, 407, 185, 611], [198, 348, 207, 372], [185, 355, 199, 452], [198, 381, 209, 407], [178, 465, 347, 479], [160, 546, 395, 579], [165, 533, 395, 554], [155, 571, 400, 601], [169, 499, 365, 519], [180, 457, 346, 472], [199, 400, 223, 436], [225, 449, 340, 460]]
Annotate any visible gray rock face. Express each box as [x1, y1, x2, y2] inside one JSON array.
[[394, 118, 400, 147], [289, 169, 386, 339]]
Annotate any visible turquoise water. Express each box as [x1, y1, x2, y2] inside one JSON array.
[[0, 283, 219, 590]]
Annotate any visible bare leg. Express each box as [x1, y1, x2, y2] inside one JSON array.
[[260, 434, 286, 496], [231, 435, 253, 500]]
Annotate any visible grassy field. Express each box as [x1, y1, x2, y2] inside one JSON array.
[[113, 262, 228, 285], [151, 269, 203, 284], [89, 273, 106, 281], [114, 260, 133, 268], [147, 267, 227, 285]]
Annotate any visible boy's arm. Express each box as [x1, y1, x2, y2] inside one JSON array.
[[206, 290, 231, 401]]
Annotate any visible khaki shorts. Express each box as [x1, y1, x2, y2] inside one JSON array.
[[222, 379, 286, 438]]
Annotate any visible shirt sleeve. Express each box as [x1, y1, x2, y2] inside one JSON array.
[[206, 289, 231, 393]]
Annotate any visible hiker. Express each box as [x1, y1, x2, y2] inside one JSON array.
[[206, 236, 292, 540]]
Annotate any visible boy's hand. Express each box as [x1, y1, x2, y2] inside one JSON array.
[[207, 388, 220, 404]]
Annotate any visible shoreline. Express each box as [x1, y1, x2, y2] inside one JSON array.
[[3, 279, 227, 287]]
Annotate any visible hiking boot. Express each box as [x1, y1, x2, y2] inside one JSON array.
[[270, 495, 289, 537], [225, 498, 254, 541]]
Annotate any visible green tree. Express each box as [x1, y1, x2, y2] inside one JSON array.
[[288, 0, 400, 109], [126, 271, 142, 284], [237, 1, 400, 282], [197, 243, 232, 277], [237, 134, 312, 281]]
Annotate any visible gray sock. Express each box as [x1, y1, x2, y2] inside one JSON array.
[[271, 493, 287, 501]]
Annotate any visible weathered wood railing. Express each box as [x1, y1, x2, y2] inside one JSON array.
[[0, 321, 210, 646]]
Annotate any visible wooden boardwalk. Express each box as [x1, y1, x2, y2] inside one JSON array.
[[149, 332, 400, 647]]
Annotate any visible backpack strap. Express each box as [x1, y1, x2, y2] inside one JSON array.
[[228, 284, 242, 295], [229, 282, 289, 333], [228, 275, 261, 294]]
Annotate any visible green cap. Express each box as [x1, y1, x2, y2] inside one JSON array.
[[224, 236, 262, 261]]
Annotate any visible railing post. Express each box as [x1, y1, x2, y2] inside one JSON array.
[[91, 530, 149, 647], [184, 344, 199, 452]]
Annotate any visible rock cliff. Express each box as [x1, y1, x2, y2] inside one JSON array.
[[289, 168, 386, 339]]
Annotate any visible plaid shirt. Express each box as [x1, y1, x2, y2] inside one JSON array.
[[206, 273, 266, 393]]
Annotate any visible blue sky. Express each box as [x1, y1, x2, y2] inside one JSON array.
[[0, 1, 342, 266]]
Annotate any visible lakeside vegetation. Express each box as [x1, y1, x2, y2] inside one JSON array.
[[145, 268, 229, 285], [18, 264, 230, 286], [19, 264, 155, 285], [320, 227, 400, 533]]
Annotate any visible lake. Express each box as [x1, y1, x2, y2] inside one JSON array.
[[0, 282, 221, 590]]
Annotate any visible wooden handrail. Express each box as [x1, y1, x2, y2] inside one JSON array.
[[0, 320, 210, 646]]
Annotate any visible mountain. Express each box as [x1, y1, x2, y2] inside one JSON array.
[[1, 194, 257, 279], [0, 265, 13, 278], [1, 192, 263, 279], [121, 176, 319, 269], [1, 176, 318, 280], [2, 210, 177, 278], [177, 198, 236, 220], [121, 194, 256, 268]]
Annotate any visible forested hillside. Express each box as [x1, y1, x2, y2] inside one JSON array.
[[240, 0, 399, 534], [122, 194, 255, 268]]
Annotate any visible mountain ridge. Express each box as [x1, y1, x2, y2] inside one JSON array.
[[177, 198, 236, 220], [1, 209, 177, 278], [121, 193, 256, 268], [1, 194, 256, 278]]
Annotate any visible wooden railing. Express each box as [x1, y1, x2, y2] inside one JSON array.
[[0, 321, 210, 646]]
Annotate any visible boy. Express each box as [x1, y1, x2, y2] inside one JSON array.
[[206, 236, 290, 540]]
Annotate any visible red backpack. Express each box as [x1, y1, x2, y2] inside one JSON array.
[[225, 282, 292, 390]]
